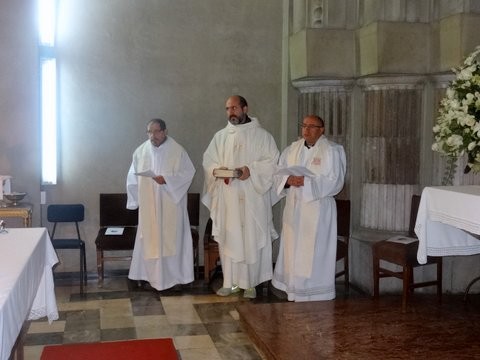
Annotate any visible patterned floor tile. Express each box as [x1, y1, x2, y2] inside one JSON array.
[[24, 277, 276, 360], [100, 327, 137, 342]]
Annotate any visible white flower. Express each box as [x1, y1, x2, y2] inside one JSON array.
[[432, 45, 480, 174], [473, 122, 480, 135], [446, 87, 455, 99], [465, 115, 476, 127], [459, 68, 473, 80], [449, 99, 461, 109], [463, 93, 475, 105], [446, 134, 463, 148]]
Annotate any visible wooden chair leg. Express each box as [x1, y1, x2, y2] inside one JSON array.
[[437, 260, 443, 302], [79, 247, 84, 295], [194, 246, 199, 280], [373, 253, 380, 298], [83, 246, 87, 285], [402, 265, 412, 311], [204, 249, 210, 281], [408, 266, 414, 295], [191, 235, 199, 280], [97, 249, 104, 287], [193, 244, 199, 279], [344, 252, 349, 293]]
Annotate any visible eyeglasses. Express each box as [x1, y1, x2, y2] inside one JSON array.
[[146, 129, 165, 135], [299, 123, 323, 130]]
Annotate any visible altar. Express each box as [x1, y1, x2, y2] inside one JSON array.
[[415, 186, 480, 264], [0, 228, 59, 360]]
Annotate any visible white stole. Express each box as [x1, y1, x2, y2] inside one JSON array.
[[134, 142, 179, 259], [284, 139, 326, 277]]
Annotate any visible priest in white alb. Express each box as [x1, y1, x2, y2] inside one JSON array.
[[126, 118, 195, 290], [272, 115, 346, 301], [202, 95, 279, 299]]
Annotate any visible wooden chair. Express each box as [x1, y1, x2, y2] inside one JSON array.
[[47, 204, 87, 295], [95, 193, 138, 287], [187, 193, 200, 279], [95, 193, 200, 286], [335, 199, 351, 292], [372, 195, 443, 310], [203, 218, 219, 282]]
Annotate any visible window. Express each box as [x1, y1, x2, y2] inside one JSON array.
[[38, 0, 57, 185]]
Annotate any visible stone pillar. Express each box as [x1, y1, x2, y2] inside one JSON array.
[[358, 76, 424, 231]]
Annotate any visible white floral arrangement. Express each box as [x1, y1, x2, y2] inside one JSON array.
[[432, 45, 480, 179]]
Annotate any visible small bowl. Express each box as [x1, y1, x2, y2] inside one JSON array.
[[4, 192, 27, 205]]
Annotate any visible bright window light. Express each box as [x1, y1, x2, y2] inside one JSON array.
[[39, 0, 57, 185], [38, 0, 56, 46], [41, 58, 57, 185]]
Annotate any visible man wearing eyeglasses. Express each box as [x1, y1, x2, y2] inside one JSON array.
[[202, 95, 279, 299], [126, 118, 196, 291], [272, 115, 346, 302]]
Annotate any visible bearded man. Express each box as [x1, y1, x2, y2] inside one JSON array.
[[202, 95, 279, 299]]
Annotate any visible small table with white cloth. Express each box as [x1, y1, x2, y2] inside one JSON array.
[[0, 228, 59, 360], [415, 186, 480, 298]]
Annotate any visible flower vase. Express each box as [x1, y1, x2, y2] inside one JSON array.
[[442, 156, 457, 186]]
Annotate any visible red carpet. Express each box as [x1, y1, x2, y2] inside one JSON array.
[[40, 338, 178, 360]]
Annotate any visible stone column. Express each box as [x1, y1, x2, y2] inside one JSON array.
[[358, 76, 424, 231]]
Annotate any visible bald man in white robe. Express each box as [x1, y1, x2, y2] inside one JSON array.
[[127, 118, 195, 291], [272, 115, 346, 301]]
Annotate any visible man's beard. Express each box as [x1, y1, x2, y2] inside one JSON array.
[[229, 114, 247, 125]]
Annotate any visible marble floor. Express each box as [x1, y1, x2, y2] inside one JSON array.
[[23, 271, 294, 360], [237, 293, 480, 360], [24, 272, 480, 360]]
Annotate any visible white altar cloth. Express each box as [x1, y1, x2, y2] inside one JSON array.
[[0, 228, 59, 360], [415, 186, 480, 264]]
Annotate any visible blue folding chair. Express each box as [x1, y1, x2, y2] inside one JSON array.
[[47, 204, 87, 295]]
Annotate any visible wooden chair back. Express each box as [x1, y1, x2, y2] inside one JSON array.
[[187, 193, 200, 227], [99, 193, 137, 227]]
